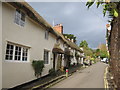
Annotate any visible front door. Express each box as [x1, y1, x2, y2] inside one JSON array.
[[57, 54, 62, 70]]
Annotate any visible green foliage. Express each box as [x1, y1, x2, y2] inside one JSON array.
[[99, 51, 109, 58], [86, 0, 119, 17], [84, 47, 93, 56], [94, 48, 109, 58], [79, 40, 93, 57], [90, 57, 95, 60], [86, 0, 95, 8], [32, 60, 44, 78], [63, 34, 77, 43], [79, 41, 109, 59], [95, 49, 101, 57], [49, 68, 56, 76], [79, 40, 88, 48]]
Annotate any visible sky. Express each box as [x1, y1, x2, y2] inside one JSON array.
[[28, 2, 110, 49]]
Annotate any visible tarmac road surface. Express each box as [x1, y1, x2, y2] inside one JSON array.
[[51, 62, 107, 88]]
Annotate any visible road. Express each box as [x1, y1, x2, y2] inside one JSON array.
[[51, 62, 107, 88]]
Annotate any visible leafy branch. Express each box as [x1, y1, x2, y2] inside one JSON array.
[[86, 0, 119, 17]]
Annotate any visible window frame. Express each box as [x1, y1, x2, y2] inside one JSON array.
[[43, 49, 50, 65], [45, 30, 49, 40], [5, 42, 29, 62], [14, 9, 26, 27]]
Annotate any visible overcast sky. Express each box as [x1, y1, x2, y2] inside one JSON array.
[[28, 2, 110, 49]]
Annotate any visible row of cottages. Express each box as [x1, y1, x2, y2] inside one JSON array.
[[1, 2, 84, 88]]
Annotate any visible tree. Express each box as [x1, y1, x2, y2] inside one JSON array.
[[79, 40, 88, 48], [97, 44, 109, 58], [79, 40, 93, 57], [86, 0, 119, 18], [83, 47, 93, 56], [63, 34, 77, 43], [86, 1, 120, 88]]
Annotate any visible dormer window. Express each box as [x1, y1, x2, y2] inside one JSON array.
[[14, 9, 25, 27], [45, 30, 49, 40]]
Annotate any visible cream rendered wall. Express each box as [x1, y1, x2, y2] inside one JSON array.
[[59, 40, 65, 67], [0, 1, 2, 89], [2, 3, 56, 88]]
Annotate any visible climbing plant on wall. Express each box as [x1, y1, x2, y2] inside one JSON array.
[[32, 60, 44, 78]]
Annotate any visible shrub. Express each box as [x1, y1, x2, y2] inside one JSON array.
[[32, 60, 44, 78], [49, 68, 56, 76]]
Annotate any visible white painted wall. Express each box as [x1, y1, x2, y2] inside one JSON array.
[[2, 3, 81, 88], [2, 3, 56, 88], [0, 1, 2, 90]]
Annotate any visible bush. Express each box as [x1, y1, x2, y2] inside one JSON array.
[[49, 68, 56, 76], [32, 60, 44, 78]]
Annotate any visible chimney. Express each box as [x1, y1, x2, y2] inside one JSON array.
[[53, 24, 63, 34]]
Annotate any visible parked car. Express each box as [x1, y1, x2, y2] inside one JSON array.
[[101, 58, 108, 63]]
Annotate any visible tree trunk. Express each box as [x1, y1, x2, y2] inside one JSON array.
[[109, 3, 120, 89]]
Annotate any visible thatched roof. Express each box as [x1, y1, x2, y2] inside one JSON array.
[[7, 1, 83, 52], [64, 48, 73, 56], [52, 43, 64, 54]]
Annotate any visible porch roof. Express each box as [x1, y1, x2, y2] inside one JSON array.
[[52, 44, 64, 54]]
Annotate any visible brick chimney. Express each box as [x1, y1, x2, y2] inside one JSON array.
[[53, 24, 63, 34]]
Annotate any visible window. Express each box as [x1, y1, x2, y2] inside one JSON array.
[[44, 50, 49, 64], [22, 48, 28, 61], [5, 43, 29, 62], [14, 9, 25, 27], [14, 46, 21, 61], [45, 30, 49, 40], [5, 44, 14, 60]]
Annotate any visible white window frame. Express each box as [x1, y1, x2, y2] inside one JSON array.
[[5, 42, 29, 62], [44, 49, 50, 65], [14, 9, 25, 27], [45, 30, 49, 40], [5, 43, 14, 60]]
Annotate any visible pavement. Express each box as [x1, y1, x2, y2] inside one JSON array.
[[50, 62, 107, 88]]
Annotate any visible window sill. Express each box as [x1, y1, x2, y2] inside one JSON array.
[[44, 63, 50, 66], [4, 60, 30, 63]]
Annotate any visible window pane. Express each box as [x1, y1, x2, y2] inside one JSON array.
[[15, 56, 17, 60], [10, 56, 13, 60], [18, 56, 21, 60], [15, 10, 21, 25], [45, 31, 49, 40], [11, 45, 13, 49], [44, 50, 49, 64], [6, 50, 9, 54], [14, 46, 21, 61], [22, 48, 28, 61], [7, 44, 10, 49], [15, 9, 25, 27], [5, 44, 14, 60], [10, 50, 13, 54], [5, 55, 9, 60], [21, 12, 25, 21], [16, 46, 18, 50]]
